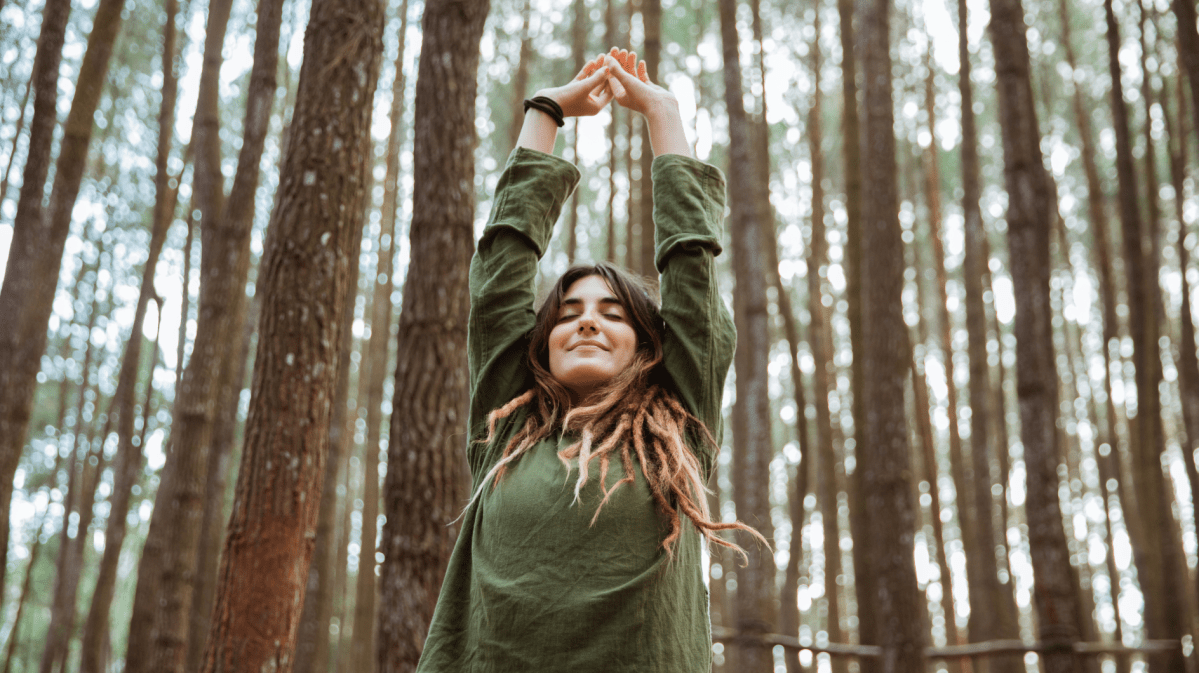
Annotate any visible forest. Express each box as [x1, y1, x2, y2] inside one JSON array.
[[0, 0, 1196, 667]]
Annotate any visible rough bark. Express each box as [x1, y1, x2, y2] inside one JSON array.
[[1102, 3, 1185, 669], [375, 0, 490, 669], [79, 2, 182, 668], [959, 0, 1021, 663], [855, 2, 926, 672], [0, 0, 71, 593], [126, 0, 285, 666], [719, 0, 776, 669], [988, 0, 1080, 670], [198, 0, 384, 664], [176, 205, 196, 383]]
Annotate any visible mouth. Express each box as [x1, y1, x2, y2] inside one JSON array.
[[569, 340, 608, 352]]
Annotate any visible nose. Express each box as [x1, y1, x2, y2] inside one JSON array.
[[576, 314, 599, 333]]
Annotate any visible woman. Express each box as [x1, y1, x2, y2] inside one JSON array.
[[414, 48, 765, 673]]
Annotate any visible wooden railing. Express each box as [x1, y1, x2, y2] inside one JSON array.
[[710, 628, 1183, 660]]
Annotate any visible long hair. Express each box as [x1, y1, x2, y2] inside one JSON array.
[[465, 262, 767, 561]]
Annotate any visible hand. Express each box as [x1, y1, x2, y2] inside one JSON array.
[[534, 54, 615, 118], [602, 47, 678, 119]]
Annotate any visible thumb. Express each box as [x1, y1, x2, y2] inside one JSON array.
[[604, 55, 633, 83], [606, 70, 628, 99]]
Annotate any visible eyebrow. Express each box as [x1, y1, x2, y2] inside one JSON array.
[[560, 296, 623, 309]]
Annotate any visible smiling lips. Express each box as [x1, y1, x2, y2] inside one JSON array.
[[570, 339, 608, 351]]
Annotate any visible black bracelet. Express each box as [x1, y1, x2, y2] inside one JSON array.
[[523, 96, 565, 127]]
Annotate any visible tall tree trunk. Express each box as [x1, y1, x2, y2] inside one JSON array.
[[1103, 4, 1185, 669], [797, 15, 841, 673], [127, 0, 285, 666], [0, 0, 71, 594], [176, 205, 196, 383], [198, 0, 383, 664], [375, 0, 490, 669], [836, 0, 873, 659], [1162, 62, 1199, 625], [988, 0, 1080, 671], [604, 0, 618, 263], [959, 0, 1021, 663], [507, 0, 533, 157], [2, 502, 52, 673], [719, 0, 776, 670], [638, 0, 660, 279], [565, 0, 586, 263], [1172, 0, 1199, 157], [855, 2, 926, 672], [79, 2, 182, 668]]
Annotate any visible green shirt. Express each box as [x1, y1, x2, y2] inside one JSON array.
[[415, 147, 735, 673]]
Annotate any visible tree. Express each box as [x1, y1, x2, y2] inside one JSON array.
[[197, 0, 385, 663], [375, 0, 492, 669], [719, 0, 776, 669], [0, 0, 72, 592], [988, 0, 1080, 670], [855, 1, 926, 672]]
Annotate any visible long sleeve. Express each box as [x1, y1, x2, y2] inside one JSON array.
[[467, 147, 580, 477], [651, 153, 735, 481]]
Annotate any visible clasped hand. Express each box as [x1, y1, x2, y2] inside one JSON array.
[[536, 47, 679, 121]]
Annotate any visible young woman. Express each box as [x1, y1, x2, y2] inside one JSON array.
[[414, 48, 765, 673]]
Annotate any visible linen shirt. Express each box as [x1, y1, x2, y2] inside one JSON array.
[[414, 147, 735, 673]]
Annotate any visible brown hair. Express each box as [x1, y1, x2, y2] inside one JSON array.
[[465, 262, 767, 561]]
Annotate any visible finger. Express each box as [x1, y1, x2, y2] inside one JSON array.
[[637, 60, 648, 83], [623, 51, 638, 74], [607, 72, 628, 100], [578, 62, 598, 80]]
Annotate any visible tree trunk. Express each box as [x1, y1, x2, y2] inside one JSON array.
[[958, 0, 1021, 664], [856, 0, 927, 671], [176, 205, 196, 383], [507, 0, 533, 157], [1172, 0, 1199, 157], [375, 0, 490, 669], [126, 0, 285, 666], [718, 0, 776, 670], [638, 0, 660, 280], [0, 0, 71, 595], [79, 2, 182, 668], [1102, 4, 1185, 669], [565, 0, 586, 263], [198, 0, 384, 664], [988, 0, 1080, 670], [604, 0, 617, 264]]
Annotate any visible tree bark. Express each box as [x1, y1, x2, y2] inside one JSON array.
[[507, 0, 533, 157], [958, 0, 1021, 664], [1172, 0, 1199, 157], [198, 0, 384, 664], [856, 0, 926, 670], [604, 0, 618, 264], [79, 3, 182, 668], [988, 0, 1080, 670], [375, 0, 490, 669], [0, 0, 71, 595], [638, 0, 660, 279], [719, 0, 776, 669]]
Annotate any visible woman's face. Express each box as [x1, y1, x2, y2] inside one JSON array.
[[548, 275, 638, 400]]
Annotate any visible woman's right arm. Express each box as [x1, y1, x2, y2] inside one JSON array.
[[468, 148, 580, 451]]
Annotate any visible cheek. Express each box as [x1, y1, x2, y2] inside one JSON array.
[[547, 325, 571, 372], [613, 326, 639, 368]]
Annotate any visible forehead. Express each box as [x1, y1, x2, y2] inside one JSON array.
[[562, 274, 617, 300]]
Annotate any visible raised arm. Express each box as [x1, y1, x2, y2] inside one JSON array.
[[467, 60, 616, 474], [604, 49, 734, 479]]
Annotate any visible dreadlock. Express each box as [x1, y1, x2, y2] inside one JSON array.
[[464, 262, 767, 562]]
